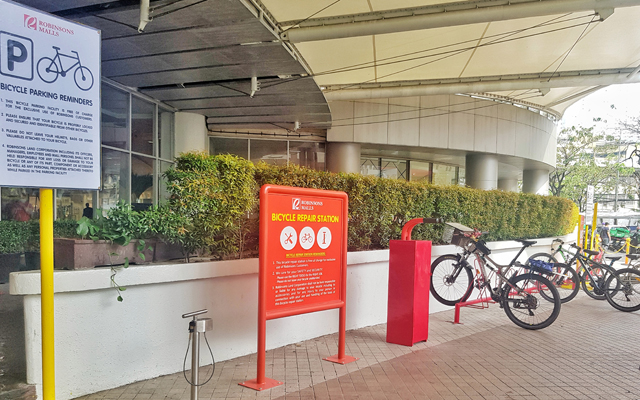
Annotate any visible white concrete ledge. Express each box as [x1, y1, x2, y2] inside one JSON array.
[[10, 257, 259, 295]]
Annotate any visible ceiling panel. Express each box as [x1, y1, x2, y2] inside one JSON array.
[[197, 104, 330, 117], [14, 0, 332, 133], [166, 92, 328, 109]]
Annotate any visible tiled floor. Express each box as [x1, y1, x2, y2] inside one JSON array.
[[76, 292, 640, 400]]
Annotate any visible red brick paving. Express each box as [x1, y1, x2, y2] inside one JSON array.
[[77, 292, 640, 400]]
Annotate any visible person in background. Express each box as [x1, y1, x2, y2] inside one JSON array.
[[601, 222, 611, 248], [82, 203, 93, 219]]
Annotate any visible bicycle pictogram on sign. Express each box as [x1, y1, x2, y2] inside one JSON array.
[[37, 46, 94, 91]]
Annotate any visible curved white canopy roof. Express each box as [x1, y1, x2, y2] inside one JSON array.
[[262, 0, 640, 117]]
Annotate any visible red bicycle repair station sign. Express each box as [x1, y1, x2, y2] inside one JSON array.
[[260, 185, 348, 320]]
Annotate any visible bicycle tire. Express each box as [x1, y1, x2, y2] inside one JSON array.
[[527, 252, 558, 264], [430, 254, 473, 306], [604, 268, 640, 312], [37, 57, 58, 83], [502, 273, 561, 330], [580, 262, 616, 300], [74, 66, 94, 91], [530, 260, 580, 304]]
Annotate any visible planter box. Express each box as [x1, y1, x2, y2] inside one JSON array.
[[53, 239, 183, 270], [0, 253, 21, 283], [24, 251, 40, 271]]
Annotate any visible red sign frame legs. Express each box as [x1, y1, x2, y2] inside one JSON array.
[[240, 185, 357, 391]]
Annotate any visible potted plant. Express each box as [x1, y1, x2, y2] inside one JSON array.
[[0, 221, 28, 283], [53, 202, 186, 270]]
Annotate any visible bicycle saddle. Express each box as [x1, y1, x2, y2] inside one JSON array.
[[626, 254, 640, 260], [583, 249, 599, 256], [604, 256, 622, 262], [515, 239, 537, 246]]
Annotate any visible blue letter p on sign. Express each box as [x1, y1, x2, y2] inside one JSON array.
[[0, 31, 33, 81]]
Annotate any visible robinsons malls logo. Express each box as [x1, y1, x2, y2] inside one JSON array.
[[24, 14, 75, 37], [292, 198, 323, 211]]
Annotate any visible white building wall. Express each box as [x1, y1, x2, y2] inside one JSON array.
[[10, 236, 573, 400], [327, 95, 557, 168], [174, 112, 208, 156]]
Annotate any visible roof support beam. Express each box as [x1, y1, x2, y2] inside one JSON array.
[[322, 69, 640, 101], [281, 0, 640, 42]]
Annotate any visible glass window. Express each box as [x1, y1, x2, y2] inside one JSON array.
[[101, 83, 130, 150], [158, 108, 174, 160], [250, 139, 287, 166], [432, 163, 457, 186], [131, 97, 155, 156], [289, 141, 325, 171], [360, 157, 380, 177], [381, 159, 408, 180], [458, 167, 466, 186], [56, 190, 97, 220], [101, 148, 130, 210], [158, 161, 173, 204], [210, 137, 248, 159], [131, 155, 155, 211], [410, 161, 431, 183], [1, 187, 39, 221]]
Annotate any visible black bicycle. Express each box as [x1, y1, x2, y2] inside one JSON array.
[[531, 242, 640, 312], [37, 46, 94, 91], [430, 223, 561, 330]]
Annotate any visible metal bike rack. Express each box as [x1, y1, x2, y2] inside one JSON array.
[[182, 309, 214, 400]]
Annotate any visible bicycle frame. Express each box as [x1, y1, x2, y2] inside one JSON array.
[[457, 239, 533, 302], [50, 48, 82, 74], [560, 244, 610, 291]]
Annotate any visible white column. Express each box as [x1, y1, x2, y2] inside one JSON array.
[[174, 112, 208, 157], [465, 154, 498, 190], [522, 169, 550, 195], [326, 142, 361, 174], [498, 177, 519, 192]]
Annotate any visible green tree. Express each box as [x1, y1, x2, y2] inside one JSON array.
[[550, 126, 628, 211]]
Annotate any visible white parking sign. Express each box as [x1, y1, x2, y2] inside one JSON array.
[[0, 0, 101, 190]]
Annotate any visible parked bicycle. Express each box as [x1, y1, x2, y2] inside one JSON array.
[[430, 223, 561, 330], [527, 240, 583, 303], [37, 46, 94, 91], [530, 241, 640, 311], [528, 240, 620, 301], [604, 253, 640, 312]]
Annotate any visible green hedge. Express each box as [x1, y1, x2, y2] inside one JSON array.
[[165, 153, 578, 255], [254, 163, 578, 249], [0, 220, 80, 254]]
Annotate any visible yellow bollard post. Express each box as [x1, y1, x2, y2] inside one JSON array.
[[625, 237, 631, 265], [595, 234, 601, 251], [590, 203, 598, 251], [39, 188, 55, 400]]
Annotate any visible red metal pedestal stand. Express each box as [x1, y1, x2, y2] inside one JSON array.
[[386, 218, 441, 346]]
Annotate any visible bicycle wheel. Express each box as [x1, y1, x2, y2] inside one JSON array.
[[74, 66, 94, 91], [537, 263, 580, 304], [502, 273, 561, 330], [580, 262, 615, 300], [604, 268, 640, 312], [37, 57, 58, 83], [528, 252, 558, 264], [430, 254, 473, 306]]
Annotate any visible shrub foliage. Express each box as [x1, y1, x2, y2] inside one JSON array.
[[163, 153, 578, 256]]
